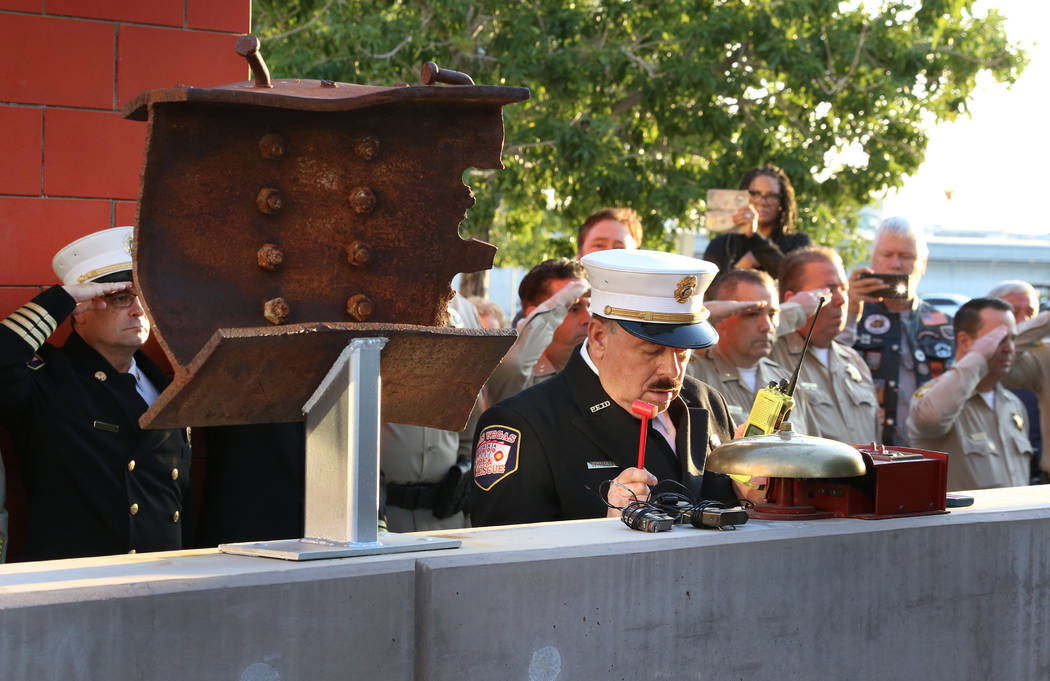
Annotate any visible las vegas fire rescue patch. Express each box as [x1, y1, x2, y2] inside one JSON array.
[[473, 425, 521, 490]]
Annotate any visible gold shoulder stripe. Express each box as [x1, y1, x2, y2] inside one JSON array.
[[7, 311, 47, 346], [23, 302, 58, 335], [2, 318, 41, 350]]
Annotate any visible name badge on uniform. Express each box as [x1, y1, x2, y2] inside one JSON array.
[[586, 460, 617, 469], [589, 400, 611, 413], [968, 431, 987, 441], [93, 420, 119, 433]]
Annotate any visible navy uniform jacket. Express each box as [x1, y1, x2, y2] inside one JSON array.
[[471, 347, 738, 527], [853, 299, 954, 446], [0, 286, 191, 561]]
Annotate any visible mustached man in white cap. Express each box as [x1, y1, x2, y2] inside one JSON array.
[[0, 227, 191, 561], [471, 249, 754, 527]]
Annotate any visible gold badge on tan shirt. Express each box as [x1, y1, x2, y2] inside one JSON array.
[[1013, 413, 1024, 431], [845, 364, 861, 382], [674, 276, 698, 304]]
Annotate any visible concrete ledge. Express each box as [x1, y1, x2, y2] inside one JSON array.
[[2, 487, 1049, 680]]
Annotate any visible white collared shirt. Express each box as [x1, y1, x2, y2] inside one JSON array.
[[127, 357, 160, 407]]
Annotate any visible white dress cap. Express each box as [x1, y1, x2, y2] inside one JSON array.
[[580, 249, 718, 325], [52, 226, 134, 285]]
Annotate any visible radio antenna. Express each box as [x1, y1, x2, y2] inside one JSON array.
[[785, 296, 826, 397]]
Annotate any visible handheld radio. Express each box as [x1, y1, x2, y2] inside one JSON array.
[[742, 296, 826, 437]]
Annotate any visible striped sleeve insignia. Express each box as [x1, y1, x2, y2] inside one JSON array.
[[474, 425, 521, 491], [2, 302, 58, 352]]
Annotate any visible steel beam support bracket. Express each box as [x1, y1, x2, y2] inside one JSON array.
[[220, 337, 461, 560]]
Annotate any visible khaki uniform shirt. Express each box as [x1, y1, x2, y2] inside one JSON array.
[[380, 294, 482, 532], [687, 346, 817, 435], [771, 334, 880, 445], [1003, 311, 1050, 474], [909, 352, 1032, 491]]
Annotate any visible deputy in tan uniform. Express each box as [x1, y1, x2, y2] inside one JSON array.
[[771, 247, 880, 444], [688, 269, 817, 434], [381, 293, 483, 531], [910, 297, 1032, 491], [994, 282, 1050, 478]]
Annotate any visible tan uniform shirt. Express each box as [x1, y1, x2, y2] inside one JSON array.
[[1003, 311, 1050, 474], [686, 346, 817, 435], [771, 334, 880, 445], [380, 294, 482, 532], [908, 352, 1032, 491]]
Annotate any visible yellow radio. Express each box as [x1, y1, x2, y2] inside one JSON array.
[[742, 295, 826, 437]]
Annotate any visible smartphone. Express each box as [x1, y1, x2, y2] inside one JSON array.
[[705, 189, 751, 233], [706, 189, 750, 211], [859, 272, 910, 299]]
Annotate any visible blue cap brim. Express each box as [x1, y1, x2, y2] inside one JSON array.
[[616, 319, 718, 349]]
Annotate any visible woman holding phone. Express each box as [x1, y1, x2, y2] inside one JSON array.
[[703, 164, 811, 278]]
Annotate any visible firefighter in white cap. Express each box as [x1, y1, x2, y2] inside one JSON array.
[[471, 249, 751, 527], [0, 227, 191, 560]]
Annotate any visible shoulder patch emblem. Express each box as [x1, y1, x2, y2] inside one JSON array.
[[474, 425, 521, 491], [26, 353, 47, 370]]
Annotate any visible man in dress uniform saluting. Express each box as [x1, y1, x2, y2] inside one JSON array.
[[0, 227, 191, 560], [470, 249, 750, 527]]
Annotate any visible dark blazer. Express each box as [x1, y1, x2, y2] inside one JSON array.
[[0, 286, 191, 560], [471, 347, 737, 527], [703, 230, 812, 277]]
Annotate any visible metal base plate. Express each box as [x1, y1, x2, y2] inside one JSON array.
[[219, 532, 461, 561]]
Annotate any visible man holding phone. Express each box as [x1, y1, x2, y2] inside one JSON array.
[[848, 217, 954, 447]]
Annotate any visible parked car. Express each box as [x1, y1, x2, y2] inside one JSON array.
[[921, 293, 970, 319]]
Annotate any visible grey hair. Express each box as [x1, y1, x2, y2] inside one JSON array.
[[987, 280, 1038, 301], [874, 216, 929, 262]]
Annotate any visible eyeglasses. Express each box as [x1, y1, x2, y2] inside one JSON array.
[[748, 190, 782, 204], [102, 291, 141, 309]]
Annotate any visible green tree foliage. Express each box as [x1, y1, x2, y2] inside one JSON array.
[[253, 0, 1025, 267]]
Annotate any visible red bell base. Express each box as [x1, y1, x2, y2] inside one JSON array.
[[748, 504, 834, 521]]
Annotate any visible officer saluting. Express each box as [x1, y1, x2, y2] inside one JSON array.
[[471, 249, 745, 527], [0, 227, 191, 560]]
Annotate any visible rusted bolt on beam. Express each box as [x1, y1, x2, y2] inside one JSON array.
[[353, 135, 380, 161], [346, 293, 374, 321], [257, 243, 284, 271], [235, 35, 273, 89], [420, 61, 475, 86], [263, 297, 289, 325], [346, 241, 372, 267], [259, 133, 285, 160], [348, 186, 376, 214], [257, 187, 283, 214]]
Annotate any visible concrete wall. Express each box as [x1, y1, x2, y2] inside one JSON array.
[[2, 485, 1049, 681]]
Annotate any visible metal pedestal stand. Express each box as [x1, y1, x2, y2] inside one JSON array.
[[220, 338, 461, 560]]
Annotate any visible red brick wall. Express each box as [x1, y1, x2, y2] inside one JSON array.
[[1, 0, 250, 560], [0, 0, 249, 314]]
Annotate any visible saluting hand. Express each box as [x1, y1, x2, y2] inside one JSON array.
[[62, 281, 132, 313], [970, 324, 1011, 361]]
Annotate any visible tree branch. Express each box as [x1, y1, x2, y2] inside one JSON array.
[[262, 0, 337, 42]]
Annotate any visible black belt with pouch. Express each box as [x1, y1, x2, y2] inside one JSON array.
[[386, 459, 471, 519]]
